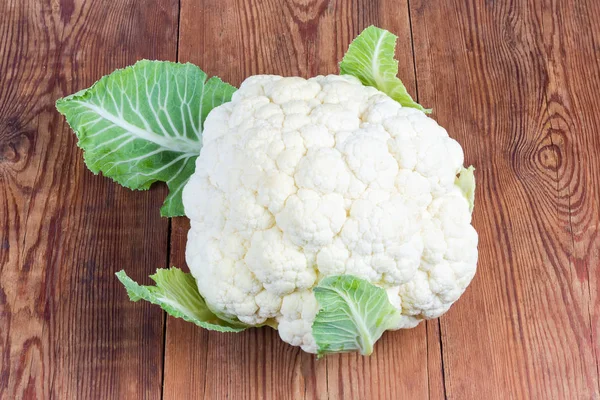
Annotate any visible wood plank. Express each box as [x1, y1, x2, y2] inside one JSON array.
[[410, 0, 600, 398], [544, 0, 600, 397], [163, 0, 438, 398], [425, 320, 446, 399], [0, 0, 178, 398]]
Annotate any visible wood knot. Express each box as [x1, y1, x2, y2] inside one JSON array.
[[0, 132, 32, 165], [0, 117, 33, 170], [287, 0, 330, 24], [535, 129, 566, 173], [537, 143, 561, 171]]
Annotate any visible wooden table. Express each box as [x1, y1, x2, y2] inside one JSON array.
[[2, 0, 599, 398]]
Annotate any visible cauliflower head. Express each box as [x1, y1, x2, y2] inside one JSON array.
[[182, 74, 478, 353]]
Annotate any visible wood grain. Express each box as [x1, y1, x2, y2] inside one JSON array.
[[410, 0, 600, 398], [0, 0, 178, 398], [3, 0, 600, 399]]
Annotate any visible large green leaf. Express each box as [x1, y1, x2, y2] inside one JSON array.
[[56, 60, 236, 217], [340, 26, 429, 113], [116, 268, 248, 332], [312, 275, 402, 357]]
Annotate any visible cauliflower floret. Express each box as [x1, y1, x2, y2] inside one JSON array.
[[245, 227, 316, 295], [278, 290, 319, 353], [276, 189, 346, 251], [183, 74, 478, 353]]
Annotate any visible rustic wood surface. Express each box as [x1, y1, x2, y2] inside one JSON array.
[[1, 0, 599, 398]]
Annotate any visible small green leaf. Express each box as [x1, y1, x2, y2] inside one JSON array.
[[340, 26, 429, 113], [312, 275, 402, 357], [116, 267, 248, 332], [455, 165, 476, 213], [56, 60, 236, 217]]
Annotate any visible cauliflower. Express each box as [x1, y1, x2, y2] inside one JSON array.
[[59, 26, 478, 356], [182, 74, 478, 353]]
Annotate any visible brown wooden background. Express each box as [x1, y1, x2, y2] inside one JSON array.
[[2, 0, 599, 398]]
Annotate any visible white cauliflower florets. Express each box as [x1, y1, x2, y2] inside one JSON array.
[[182, 74, 478, 353]]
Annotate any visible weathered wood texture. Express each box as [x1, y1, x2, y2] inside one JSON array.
[[2, 0, 599, 399], [410, 0, 600, 398], [0, 0, 178, 398]]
